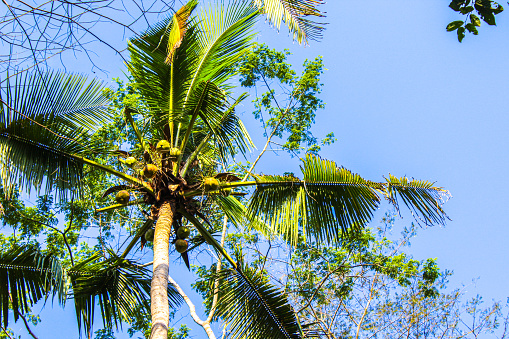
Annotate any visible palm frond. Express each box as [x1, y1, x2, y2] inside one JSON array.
[[166, 0, 198, 64], [252, 0, 326, 44], [213, 195, 270, 238], [186, 0, 258, 95], [0, 71, 111, 199], [384, 174, 451, 226], [247, 154, 449, 244], [0, 245, 66, 328], [69, 251, 182, 336], [215, 263, 303, 339], [128, 18, 200, 131]]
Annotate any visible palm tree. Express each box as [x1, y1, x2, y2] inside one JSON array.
[[0, 1, 450, 338]]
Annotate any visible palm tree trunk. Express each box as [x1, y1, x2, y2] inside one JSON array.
[[150, 200, 176, 339]]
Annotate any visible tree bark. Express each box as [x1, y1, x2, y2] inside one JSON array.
[[150, 200, 176, 339]]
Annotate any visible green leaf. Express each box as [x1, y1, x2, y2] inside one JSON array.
[[457, 27, 466, 41], [449, 0, 464, 11], [465, 23, 479, 34], [446, 20, 464, 31], [470, 13, 482, 26], [460, 5, 475, 13], [493, 3, 504, 14], [384, 174, 450, 227], [0, 246, 66, 328], [484, 12, 496, 25], [246, 154, 450, 245], [252, 0, 326, 44], [215, 264, 303, 339], [0, 71, 111, 200], [165, 0, 198, 64], [70, 251, 182, 337]]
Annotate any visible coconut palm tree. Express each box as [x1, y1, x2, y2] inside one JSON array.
[[0, 1, 450, 338]]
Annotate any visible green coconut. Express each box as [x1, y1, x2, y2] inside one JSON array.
[[167, 147, 181, 160], [203, 177, 220, 191], [144, 228, 155, 242], [156, 140, 171, 153], [115, 190, 130, 204], [125, 157, 137, 167], [177, 226, 190, 239], [175, 239, 188, 253], [144, 164, 158, 179]]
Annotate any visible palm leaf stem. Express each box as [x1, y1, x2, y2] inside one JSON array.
[[123, 107, 149, 152], [180, 133, 211, 178], [95, 199, 146, 213], [75, 156, 154, 196], [120, 218, 154, 259], [169, 64, 175, 147], [174, 122, 181, 148], [175, 81, 211, 175], [183, 181, 257, 197], [177, 208, 237, 269]]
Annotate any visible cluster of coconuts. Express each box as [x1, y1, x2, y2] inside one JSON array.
[[120, 139, 182, 180], [156, 140, 181, 160], [175, 226, 190, 253]]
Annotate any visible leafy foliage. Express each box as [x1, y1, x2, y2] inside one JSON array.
[[246, 154, 449, 245], [252, 0, 326, 44], [236, 43, 330, 154], [203, 263, 303, 339], [70, 251, 182, 336], [0, 71, 111, 199], [0, 245, 66, 328], [448, 0, 504, 41]]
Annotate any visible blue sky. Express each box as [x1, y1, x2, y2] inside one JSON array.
[[5, 0, 509, 337]]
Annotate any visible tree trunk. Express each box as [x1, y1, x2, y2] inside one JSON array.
[[150, 200, 176, 339]]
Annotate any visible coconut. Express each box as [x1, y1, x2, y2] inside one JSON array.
[[175, 239, 188, 253], [125, 157, 137, 167], [203, 177, 220, 191], [167, 147, 181, 160], [144, 228, 155, 242], [156, 140, 171, 153], [115, 190, 130, 204], [144, 164, 158, 179], [177, 226, 190, 239]]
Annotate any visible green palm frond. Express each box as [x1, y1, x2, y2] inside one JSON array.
[[213, 195, 270, 238], [177, 210, 302, 338], [0, 71, 111, 198], [215, 263, 303, 339], [246, 154, 449, 244], [0, 245, 66, 328], [190, 1, 258, 90], [384, 174, 450, 226], [252, 0, 326, 44], [69, 251, 182, 336], [166, 0, 198, 64], [128, 1, 257, 130]]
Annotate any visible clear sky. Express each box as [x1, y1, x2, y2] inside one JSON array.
[[5, 0, 509, 337]]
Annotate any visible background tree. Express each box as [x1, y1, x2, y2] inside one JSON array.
[[194, 211, 509, 338]]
